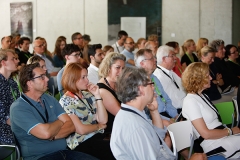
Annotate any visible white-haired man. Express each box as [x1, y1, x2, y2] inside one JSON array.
[[153, 45, 186, 112]]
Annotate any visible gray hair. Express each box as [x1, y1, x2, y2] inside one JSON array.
[[209, 39, 224, 52], [134, 49, 152, 68], [116, 67, 149, 103], [156, 45, 174, 64]]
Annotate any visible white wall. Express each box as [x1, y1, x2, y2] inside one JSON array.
[[0, 0, 108, 52], [162, 0, 232, 46]]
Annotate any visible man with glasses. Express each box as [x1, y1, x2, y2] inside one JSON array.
[[72, 32, 84, 52], [57, 44, 82, 96], [87, 44, 104, 84], [0, 49, 20, 145], [33, 39, 60, 77], [134, 49, 179, 125], [1, 36, 11, 49], [121, 37, 135, 67], [153, 45, 186, 113], [10, 63, 97, 160]]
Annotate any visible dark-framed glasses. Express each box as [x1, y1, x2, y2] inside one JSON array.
[[146, 82, 154, 86], [70, 52, 82, 57], [36, 44, 46, 48], [31, 74, 47, 80], [143, 57, 154, 61]]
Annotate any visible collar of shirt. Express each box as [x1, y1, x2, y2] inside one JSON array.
[[21, 93, 44, 107], [121, 103, 148, 119], [89, 63, 99, 71], [36, 53, 44, 57]]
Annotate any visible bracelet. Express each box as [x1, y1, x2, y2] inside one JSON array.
[[95, 98, 103, 101]]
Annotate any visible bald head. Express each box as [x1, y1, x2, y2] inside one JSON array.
[[1, 36, 11, 49]]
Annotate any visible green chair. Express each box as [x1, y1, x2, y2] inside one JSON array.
[[215, 101, 234, 127]]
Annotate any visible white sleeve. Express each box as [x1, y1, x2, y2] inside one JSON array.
[[182, 96, 203, 121]]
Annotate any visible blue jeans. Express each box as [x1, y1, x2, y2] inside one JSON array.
[[38, 150, 98, 160]]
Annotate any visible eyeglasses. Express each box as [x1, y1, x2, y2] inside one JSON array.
[[125, 42, 134, 45], [70, 52, 82, 57], [146, 82, 154, 86], [165, 54, 176, 58], [143, 57, 154, 61], [31, 74, 47, 80], [35, 44, 46, 48]]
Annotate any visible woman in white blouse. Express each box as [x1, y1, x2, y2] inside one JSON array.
[[182, 62, 240, 159]]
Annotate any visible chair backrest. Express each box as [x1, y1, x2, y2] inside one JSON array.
[[232, 96, 239, 127], [215, 101, 234, 127], [167, 121, 193, 159], [0, 144, 20, 160]]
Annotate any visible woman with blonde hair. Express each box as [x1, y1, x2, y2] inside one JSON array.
[[59, 62, 114, 159], [180, 39, 198, 69], [200, 46, 223, 100], [196, 38, 209, 57], [97, 52, 126, 133], [182, 62, 240, 159]]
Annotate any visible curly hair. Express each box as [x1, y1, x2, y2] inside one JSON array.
[[98, 52, 126, 78], [182, 62, 209, 93]]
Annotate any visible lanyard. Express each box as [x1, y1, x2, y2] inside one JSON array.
[[151, 77, 166, 104], [157, 66, 179, 89], [24, 53, 30, 59], [186, 53, 194, 62], [8, 80, 18, 100], [21, 94, 49, 123], [68, 91, 95, 114], [121, 107, 162, 145], [115, 43, 120, 53], [196, 93, 222, 122]]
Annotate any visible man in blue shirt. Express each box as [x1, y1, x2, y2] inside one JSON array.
[[121, 37, 135, 67], [134, 49, 179, 124], [10, 63, 97, 160]]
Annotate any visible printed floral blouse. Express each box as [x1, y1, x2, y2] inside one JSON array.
[[0, 74, 20, 144], [59, 91, 103, 150]]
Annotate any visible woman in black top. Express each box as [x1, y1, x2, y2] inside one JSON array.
[[97, 52, 126, 133], [181, 39, 198, 69]]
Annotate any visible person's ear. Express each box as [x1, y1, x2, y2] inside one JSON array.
[[138, 85, 145, 96]]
